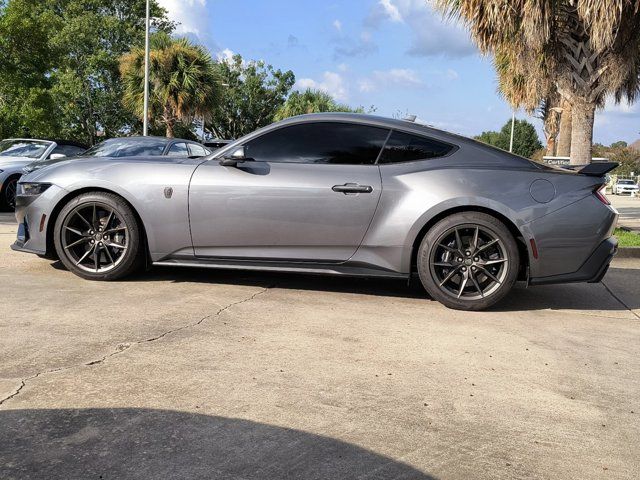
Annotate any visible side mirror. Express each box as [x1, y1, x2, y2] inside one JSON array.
[[219, 146, 253, 166], [49, 153, 67, 160]]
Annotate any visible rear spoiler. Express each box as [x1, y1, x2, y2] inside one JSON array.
[[561, 162, 618, 177]]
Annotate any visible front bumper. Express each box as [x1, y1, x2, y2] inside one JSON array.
[[529, 237, 618, 286], [11, 184, 66, 256]]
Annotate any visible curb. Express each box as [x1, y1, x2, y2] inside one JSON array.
[[617, 247, 640, 259]]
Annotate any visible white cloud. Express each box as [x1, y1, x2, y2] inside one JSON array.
[[216, 48, 236, 63], [446, 69, 459, 80], [296, 72, 349, 102], [158, 0, 209, 36], [367, 0, 476, 58], [379, 0, 403, 23], [358, 68, 423, 92], [333, 19, 343, 32]]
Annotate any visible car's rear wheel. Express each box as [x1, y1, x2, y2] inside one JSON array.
[[54, 192, 143, 280], [1, 176, 18, 211], [417, 212, 520, 311]]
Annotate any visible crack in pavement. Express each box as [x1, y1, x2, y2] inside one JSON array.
[[602, 281, 640, 320], [0, 286, 272, 407]]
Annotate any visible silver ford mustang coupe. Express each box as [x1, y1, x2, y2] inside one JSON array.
[[12, 113, 618, 310]]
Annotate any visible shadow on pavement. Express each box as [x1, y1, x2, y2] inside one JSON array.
[[49, 261, 640, 313], [0, 408, 436, 480]]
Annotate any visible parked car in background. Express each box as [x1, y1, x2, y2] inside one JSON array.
[[0, 139, 87, 209], [13, 113, 619, 311], [23, 136, 212, 175], [204, 139, 232, 150], [613, 179, 639, 196]]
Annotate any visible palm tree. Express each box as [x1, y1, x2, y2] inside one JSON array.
[[274, 89, 361, 121], [120, 32, 220, 137], [436, 0, 640, 165], [495, 46, 561, 157], [556, 99, 572, 157]]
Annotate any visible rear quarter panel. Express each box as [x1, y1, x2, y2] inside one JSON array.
[[355, 157, 612, 278]]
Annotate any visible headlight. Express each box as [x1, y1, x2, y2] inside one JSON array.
[[17, 182, 52, 196]]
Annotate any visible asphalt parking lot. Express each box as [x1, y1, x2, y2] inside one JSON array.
[[0, 211, 639, 479]]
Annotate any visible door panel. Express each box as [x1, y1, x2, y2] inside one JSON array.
[[189, 161, 382, 262]]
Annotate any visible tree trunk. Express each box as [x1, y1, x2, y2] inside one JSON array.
[[546, 136, 557, 157], [557, 100, 572, 157], [570, 101, 595, 165], [166, 121, 175, 138]]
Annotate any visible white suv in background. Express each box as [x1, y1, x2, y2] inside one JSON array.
[[613, 179, 639, 196]]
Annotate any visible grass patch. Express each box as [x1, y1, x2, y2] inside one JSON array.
[[615, 228, 640, 247]]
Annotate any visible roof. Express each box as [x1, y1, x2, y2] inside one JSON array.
[[100, 136, 201, 144], [2, 138, 88, 148]]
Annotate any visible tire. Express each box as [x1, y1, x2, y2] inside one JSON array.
[[1, 176, 18, 211], [53, 192, 143, 280], [417, 212, 520, 311]]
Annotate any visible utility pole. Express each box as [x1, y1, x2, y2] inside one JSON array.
[[143, 0, 151, 136], [509, 112, 515, 153]]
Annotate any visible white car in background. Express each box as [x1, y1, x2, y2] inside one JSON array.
[[613, 179, 639, 196], [0, 139, 87, 210]]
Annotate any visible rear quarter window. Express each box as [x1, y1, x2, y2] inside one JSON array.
[[378, 131, 454, 164]]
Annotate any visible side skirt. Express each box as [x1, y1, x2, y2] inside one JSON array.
[[153, 257, 408, 279]]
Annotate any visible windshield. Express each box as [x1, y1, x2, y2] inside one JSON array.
[[0, 139, 51, 159], [81, 138, 166, 158], [618, 180, 635, 185]]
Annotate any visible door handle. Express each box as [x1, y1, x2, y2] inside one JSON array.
[[332, 183, 373, 194]]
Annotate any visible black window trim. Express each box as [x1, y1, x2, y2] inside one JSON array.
[[374, 128, 459, 165]]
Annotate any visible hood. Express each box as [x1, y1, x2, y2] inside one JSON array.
[[0, 156, 33, 168], [22, 154, 205, 183]]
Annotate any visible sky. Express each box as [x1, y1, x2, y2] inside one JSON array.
[[157, 0, 640, 145]]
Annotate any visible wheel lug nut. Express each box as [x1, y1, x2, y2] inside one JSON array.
[[465, 251, 471, 256], [472, 266, 477, 271], [457, 257, 463, 262], [474, 257, 479, 262]]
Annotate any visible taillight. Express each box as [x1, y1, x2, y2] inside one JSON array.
[[594, 184, 610, 205]]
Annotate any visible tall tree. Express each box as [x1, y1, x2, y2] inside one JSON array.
[[120, 32, 220, 138], [475, 118, 543, 159], [50, 0, 173, 144], [0, 0, 172, 143], [436, 0, 640, 165], [274, 89, 362, 121], [0, 0, 61, 138], [208, 54, 295, 139]]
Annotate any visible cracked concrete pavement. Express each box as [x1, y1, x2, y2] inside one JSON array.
[[0, 212, 639, 479]]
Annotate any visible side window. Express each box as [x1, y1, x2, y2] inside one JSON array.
[[378, 131, 454, 164], [188, 143, 209, 157], [117, 140, 166, 157], [246, 122, 390, 165], [167, 142, 189, 157]]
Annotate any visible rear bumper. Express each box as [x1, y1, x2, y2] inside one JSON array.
[[529, 237, 618, 286]]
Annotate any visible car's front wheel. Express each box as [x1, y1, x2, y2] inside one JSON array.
[[1, 176, 18, 211], [54, 192, 143, 280], [417, 212, 520, 311]]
